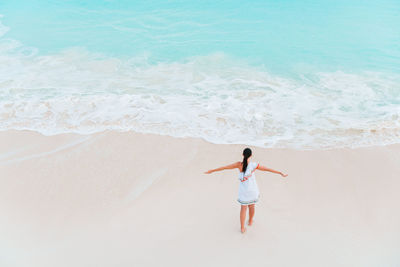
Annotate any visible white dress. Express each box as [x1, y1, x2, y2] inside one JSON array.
[[237, 162, 260, 205]]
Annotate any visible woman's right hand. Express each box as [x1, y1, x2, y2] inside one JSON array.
[[204, 170, 213, 174], [280, 173, 288, 177]]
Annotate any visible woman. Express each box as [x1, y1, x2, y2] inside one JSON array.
[[205, 148, 288, 233]]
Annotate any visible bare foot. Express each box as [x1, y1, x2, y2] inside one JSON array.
[[248, 220, 254, 226], [241, 227, 247, 234]]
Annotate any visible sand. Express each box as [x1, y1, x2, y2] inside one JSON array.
[[0, 130, 399, 267]]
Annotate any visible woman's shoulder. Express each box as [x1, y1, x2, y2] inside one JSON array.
[[234, 161, 242, 169]]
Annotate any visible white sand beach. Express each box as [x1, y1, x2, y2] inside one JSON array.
[[1, 130, 399, 267]]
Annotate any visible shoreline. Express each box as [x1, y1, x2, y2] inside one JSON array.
[[1, 129, 400, 151], [1, 130, 399, 266]]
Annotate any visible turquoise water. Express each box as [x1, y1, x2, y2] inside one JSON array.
[[2, 0, 399, 73], [0, 0, 399, 148]]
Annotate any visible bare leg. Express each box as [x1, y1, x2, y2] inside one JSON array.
[[240, 205, 248, 233], [248, 204, 255, 226]]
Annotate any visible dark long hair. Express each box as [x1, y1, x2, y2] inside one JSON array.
[[242, 148, 252, 173]]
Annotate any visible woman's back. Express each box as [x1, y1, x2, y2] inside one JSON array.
[[238, 162, 260, 205]]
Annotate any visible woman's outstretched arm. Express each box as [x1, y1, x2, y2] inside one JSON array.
[[204, 162, 241, 174], [257, 165, 288, 177]]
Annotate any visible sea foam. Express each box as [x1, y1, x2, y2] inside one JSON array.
[[0, 19, 399, 149]]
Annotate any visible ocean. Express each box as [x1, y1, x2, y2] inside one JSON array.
[[0, 0, 399, 149]]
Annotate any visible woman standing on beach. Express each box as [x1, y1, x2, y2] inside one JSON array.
[[205, 148, 288, 233]]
